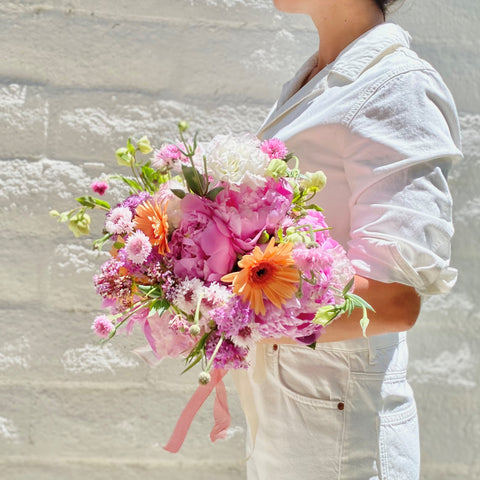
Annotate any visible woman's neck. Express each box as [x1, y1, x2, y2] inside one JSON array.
[[309, 1, 385, 75]]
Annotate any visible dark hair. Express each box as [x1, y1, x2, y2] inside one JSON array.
[[373, 0, 398, 15]]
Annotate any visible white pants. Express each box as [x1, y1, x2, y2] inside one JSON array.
[[244, 332, 420, 480]]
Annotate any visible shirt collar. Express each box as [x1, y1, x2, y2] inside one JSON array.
[[258, 23, 411, 138], [328, 22, 411, 82]]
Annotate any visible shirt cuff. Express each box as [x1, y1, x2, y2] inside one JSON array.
[[347, 237, 458, 295]]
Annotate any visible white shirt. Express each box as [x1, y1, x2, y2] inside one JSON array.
[[258, 23, 462, 295]]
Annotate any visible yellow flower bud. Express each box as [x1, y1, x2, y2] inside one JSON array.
[[302, 170, 327, 192], [266, 158, 288, 179], [68, 212, 91, 237], [313, 305, 338, 326], [178, 121, 189, 133], [116, 147, 133, 167], [137, 136, 153, 154]]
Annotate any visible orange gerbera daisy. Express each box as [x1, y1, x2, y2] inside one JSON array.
[[221, 238, 300, 315], [134, 200, 170, 255]]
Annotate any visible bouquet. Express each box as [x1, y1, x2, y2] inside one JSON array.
[[51, 122, 372, 450]]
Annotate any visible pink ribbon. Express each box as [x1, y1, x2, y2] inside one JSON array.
[[163, 369, 230, 453]]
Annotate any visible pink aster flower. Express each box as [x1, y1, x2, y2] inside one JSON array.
[[92, 315, 115, 338], [91, 181, 109, 196], [125, 230, 152, 264], [261, 138, 288, 159], [105, 206, 134, 235]]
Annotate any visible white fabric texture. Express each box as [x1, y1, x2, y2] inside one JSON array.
[[258, 22, 462, 295], [242, 22, 461, 479]]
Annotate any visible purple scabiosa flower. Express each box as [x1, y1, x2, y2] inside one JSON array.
[[261, 138, 288, 159], [105, 206, 134, 235], [214, 296, 254, 338], [205, 332, 249, 370], [119, 192, 152, 215], [91, 181, 109, 196], [92, 315, 114, 338], [125, 230, 152, 264]]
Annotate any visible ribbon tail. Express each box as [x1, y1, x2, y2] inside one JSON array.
[[210, 376, 230, 442], [163, 369, 228, 453]]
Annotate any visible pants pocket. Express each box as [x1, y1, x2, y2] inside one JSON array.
[[273, 344, 350, 406], [246, 345, 349, 479], [378, 402, 420, 480]]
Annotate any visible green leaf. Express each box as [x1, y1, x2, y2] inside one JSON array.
[[306, 342, 317, 350], [171, 189, 186, 199], [206, 186, 224, 201], [182, 165, 206, 195], [76, 195, 110, 210], [149, 298, 170, 317], [137, 285, 163, 298], [116, 176, 143, 192], [342, 277, 355, 296], [127, 138, 136, 154], [181, 354, 203, 374]]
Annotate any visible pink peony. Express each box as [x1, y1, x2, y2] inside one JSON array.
[[92, 315, 115, 338], [91, 181, 109, 196], [167, 194, 237, 282], [261, 138, 288, 159], [214, 179, 293, 253]]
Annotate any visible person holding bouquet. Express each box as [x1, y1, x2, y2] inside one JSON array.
[[242, 0, 462, 478]]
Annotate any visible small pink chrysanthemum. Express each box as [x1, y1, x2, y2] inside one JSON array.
[[125, 230, 152, 264], [261, 138, 288, 160], [91, 181, 109, 196], [105, 206, 134, 235], [92, 315, 115, 338]]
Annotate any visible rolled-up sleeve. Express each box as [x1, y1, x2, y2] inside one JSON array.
[[344, 68, 463, 295]]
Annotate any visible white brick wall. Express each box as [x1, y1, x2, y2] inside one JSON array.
[[0, 1, 478, 479]]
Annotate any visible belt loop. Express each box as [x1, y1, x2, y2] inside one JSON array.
[[367, 337, 376, 365]]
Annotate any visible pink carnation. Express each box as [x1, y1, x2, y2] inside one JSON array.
[[92, 315, 115, 338], [125, 230, 152, 264], [261, 138, 288, 159], [91, 181, 109, 196]]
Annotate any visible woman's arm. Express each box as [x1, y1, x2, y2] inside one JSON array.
[[261, 275, 421, 345]]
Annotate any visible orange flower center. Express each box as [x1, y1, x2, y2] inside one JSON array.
[[250, 262, 276, 286]]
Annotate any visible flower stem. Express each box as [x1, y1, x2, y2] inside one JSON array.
[[204, 333, 224, 373]]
